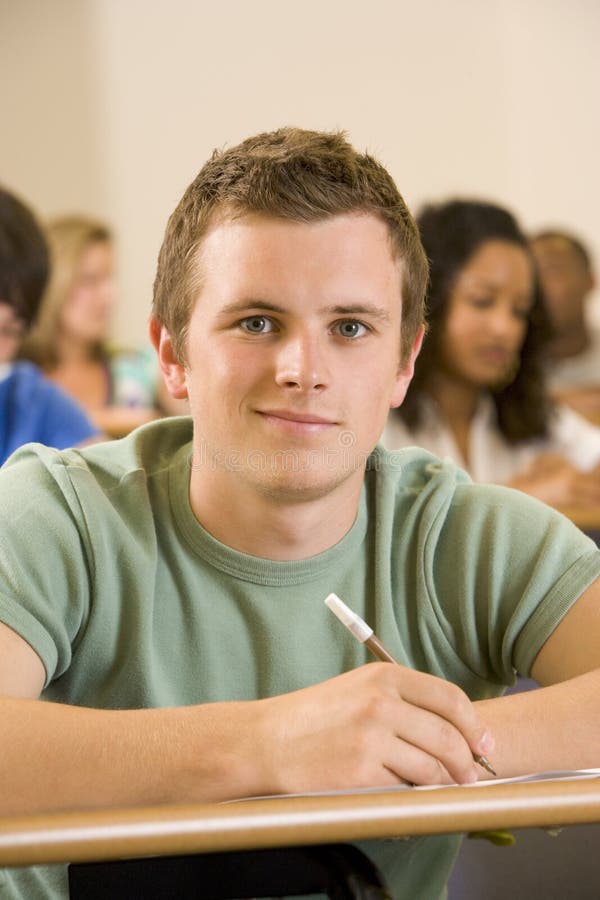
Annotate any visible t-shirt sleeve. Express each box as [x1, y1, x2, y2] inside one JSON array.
[[0, 446, 93, 684], [425, 481, 600, 682]]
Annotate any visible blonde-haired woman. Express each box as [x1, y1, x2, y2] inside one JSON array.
[[21, 215, 184, 436]]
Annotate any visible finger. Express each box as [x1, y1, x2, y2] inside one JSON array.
[[383, 738, 455, 787], [390, 667, 492, 760], [388, 698, 479, 784]]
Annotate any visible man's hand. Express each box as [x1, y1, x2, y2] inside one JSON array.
[[255, 663, 493, 794]]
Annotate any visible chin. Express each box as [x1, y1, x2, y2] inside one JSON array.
[[251, 455, 365, 503], [470, 367, 516, 390], [489, 369, 519, 390]]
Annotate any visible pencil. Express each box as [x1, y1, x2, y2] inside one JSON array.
[[324, 592, 496, 777]]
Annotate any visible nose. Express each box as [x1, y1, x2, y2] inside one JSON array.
[[274, 330, 330, 392], [489, 306, 523, 345], [99, 275, 117, 313]]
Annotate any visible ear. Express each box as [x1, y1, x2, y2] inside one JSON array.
[[149, 316, 189, 400], [390, 324, 424, 409]]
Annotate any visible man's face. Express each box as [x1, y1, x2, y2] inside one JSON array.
[[156, 213, 422, 502], [531, 237, 593, 331]]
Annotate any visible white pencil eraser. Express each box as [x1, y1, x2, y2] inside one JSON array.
[[324, 593, 373, 643]]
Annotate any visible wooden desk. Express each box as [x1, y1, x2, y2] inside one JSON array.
[[1, 778, 599, 869]]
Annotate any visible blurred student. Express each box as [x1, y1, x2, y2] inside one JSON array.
[[383, 199, 600, 510], [21, 215, 186, 437], [0, 187, 99, 465], [531, 229, 600, 420]]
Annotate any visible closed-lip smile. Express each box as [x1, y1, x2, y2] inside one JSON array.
[[258, 409, 337, 425], [257, 409, 339, 434]]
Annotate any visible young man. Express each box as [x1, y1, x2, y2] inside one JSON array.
[[0, 129, 599, 900], [0, 187, 99, 465]]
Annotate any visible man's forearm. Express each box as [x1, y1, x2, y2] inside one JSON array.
[[1, 662, 496, 815], [0, 697, 265, 816], [475, 668, 600, 779]]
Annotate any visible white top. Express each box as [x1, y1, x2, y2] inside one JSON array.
[[546, 326, 600, 389], [382, 395, 600, 484]]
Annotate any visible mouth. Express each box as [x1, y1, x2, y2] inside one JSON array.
[[475, 346, 514, 366], [257, 409, 338, 434]]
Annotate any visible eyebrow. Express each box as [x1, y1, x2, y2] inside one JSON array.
[[465, 279, 533, 303], [218, 299, 392, 323], [324, 303, 392, 323]]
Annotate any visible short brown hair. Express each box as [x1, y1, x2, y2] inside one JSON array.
[[152, 127, 428, 364]]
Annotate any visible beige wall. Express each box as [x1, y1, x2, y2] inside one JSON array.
[[2, 0, 599, 342]]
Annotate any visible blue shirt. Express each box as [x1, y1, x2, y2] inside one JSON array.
[[0, 362, 99, 465]]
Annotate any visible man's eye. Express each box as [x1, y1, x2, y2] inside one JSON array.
[[335, 320, 368, 339], [240, 316, 274, 334]]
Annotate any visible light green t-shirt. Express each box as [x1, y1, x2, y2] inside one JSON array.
[[1, 417, 599, 900]]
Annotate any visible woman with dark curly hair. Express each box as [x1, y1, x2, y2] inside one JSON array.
[[383, 199, 600, 509]]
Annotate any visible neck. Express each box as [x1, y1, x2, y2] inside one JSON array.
[[424, 372, 482, 469], [53, 334, 98, 367], [425, 371, 481, 427], [188, 461, 364, 560]]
